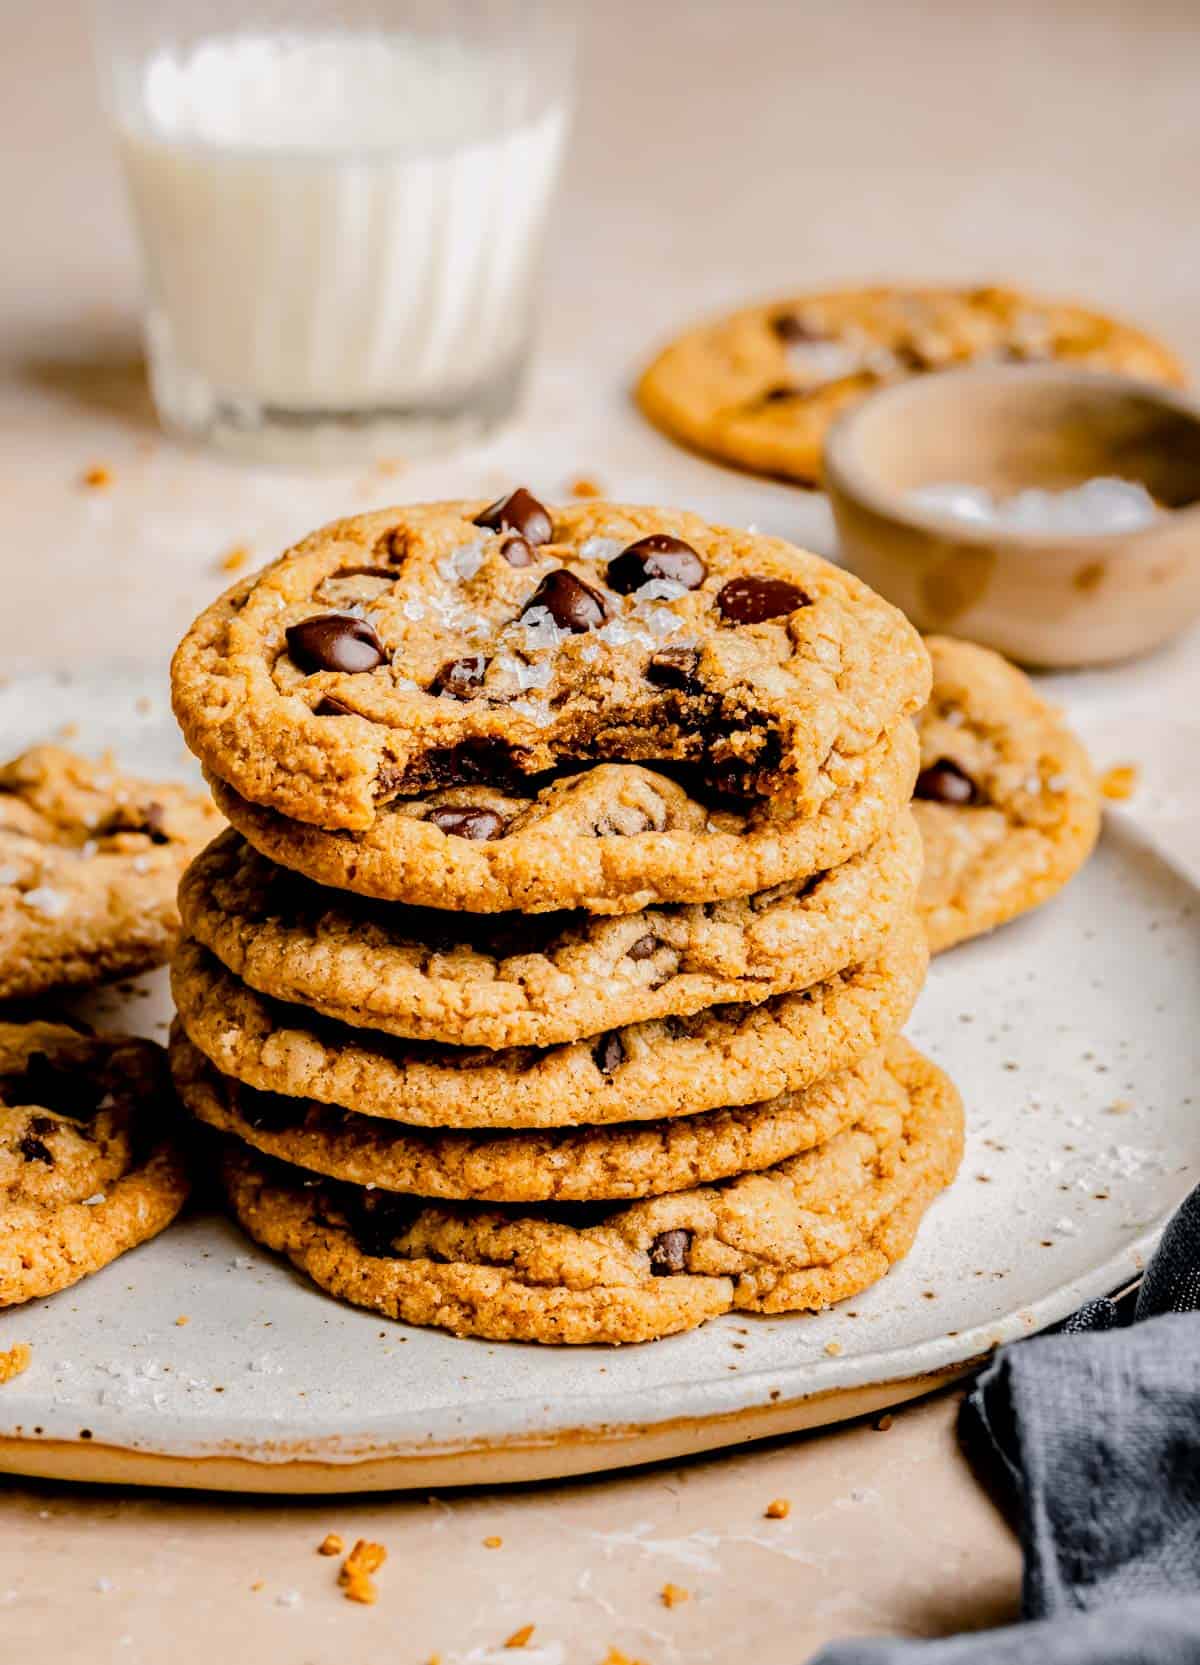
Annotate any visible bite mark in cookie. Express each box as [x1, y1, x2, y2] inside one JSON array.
[[171, 499, 929, 828]]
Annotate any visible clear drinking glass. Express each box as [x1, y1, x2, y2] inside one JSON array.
[[90, 0, 576, 463]]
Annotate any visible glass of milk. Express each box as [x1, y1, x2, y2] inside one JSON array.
[[90, 1, 575, 462]]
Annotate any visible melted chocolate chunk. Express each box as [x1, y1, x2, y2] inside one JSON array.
[[346, 1193, 422, 1259], [771, 313, 824, 343], [627, 934, 659, 961], [500, 534, 536, 567], [759, 384, 802, 404], [286, 612, 387, 675], [430, 655, 489, 699], [521, 569, 610, 633], [18, 1133, 53, 1165], [592, 1032, 625, 1074], [428, 806, 508, 841], [646, 647, 704, 695], [716, 576, 810, 625], [314, 695, 356, 717], [473, 487, 553, 547], [428, 737, 521, 786], [649, 1228, 692, 1276], [915, 759, 983, 806], [606, 535, 707, 595]]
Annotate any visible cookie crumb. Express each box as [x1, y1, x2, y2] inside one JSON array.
[[0, 1344, 31, 1385], [249, 1580, 264, 1592], [1100, 763, 1139, 801], [824, 1340, 843, 1356], [1108, 1098, 1134, 1114], [764, 1497, 791, 1519], [568, 476, 605, 498], [483, 1535, 503, 1549], [81, 465, 113, 489], [660, 1582, 690, 1608], [504, 1624, 535, 1648], [375, 458, 406, 477], [175, 1315, 189, 1327], [57, 721, 80, 741], [874, 1414, 894, 1431], [339, 1539, 387, 1605], [219, 544, 252, 576], [602, 1650, 648, 1665], [317, 1533, 344, 1557]]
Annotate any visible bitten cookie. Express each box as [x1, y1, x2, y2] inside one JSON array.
[[221, 1038, 963, 1344], [177, 812, 921, 1049], [174, 1027, 911, 1204], [171, 497, 930, 827], [170, 919, 928, 1129], [206, 720, 919, 916], [0, 1022, 190, 1306], [638, 284, 1185, 486], [914, 636, 1101, 952], [0, 746, 221, 1001]]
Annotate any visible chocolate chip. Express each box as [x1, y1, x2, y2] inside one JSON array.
[[428, 806, 507, 840], [649, 1228, 691, 1276], [716, 576, 810, 625], [18, 1133, 53, 1165], [314, 695, 356, 717], [143, 802, 169, 844], [646, 647, 703, 695], [521, 569, 610, 634], [772, 313, 823, 343], [915, 759, 983, 806], [606, 536, 707, 595], [474, 487, 553, 547], [760, 384, 801, 404], [286, 612, 387, 674], [430, 655, 488, 699], [593, 1032, 625, 1074], [500, 535, 535, 568], [96, 803, 169, 843], [628, 934, 659, 961]]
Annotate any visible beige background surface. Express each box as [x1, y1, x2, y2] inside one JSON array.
[[1, 0, 1197, 1657]]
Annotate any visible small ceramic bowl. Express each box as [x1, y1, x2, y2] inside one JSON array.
[[824, 364, 1200, 666]]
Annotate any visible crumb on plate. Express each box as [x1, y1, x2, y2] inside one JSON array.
[[0, 1343, 31, 1384], [339, 1538, 387, 1605], [317, 1532, 344, 1557], [504, 1624, 535, 1649], [764, 1497, 791, 1520], [1100, 763, 1139, 801], [661, 1582, 690, 1608]]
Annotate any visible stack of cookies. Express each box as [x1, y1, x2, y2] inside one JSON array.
[[168, 494, 964, 1344]]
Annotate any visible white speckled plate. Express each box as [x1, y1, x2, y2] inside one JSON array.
[[0, 667, 1197, 1492]]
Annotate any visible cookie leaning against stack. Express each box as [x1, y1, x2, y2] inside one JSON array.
[[0, 1022, 190, 1306], [170, 493, 963, 1344]]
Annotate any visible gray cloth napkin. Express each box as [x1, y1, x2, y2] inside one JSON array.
[[810, 1185, 1200, 1665]]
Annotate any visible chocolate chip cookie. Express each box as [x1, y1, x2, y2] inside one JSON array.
[[914, 636, 1101, 952], [0, 746, 221, 1001], [220, 1037, 962, 1344], [171, 498, 930, 829], [170, 919, 928, 1129], [0, 1022, 190, 1306], [206, 720, 919, 916], [177, 812, 920, 1050], [174, 1025, 912, 1203], [638, 285, 1185, 486]]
